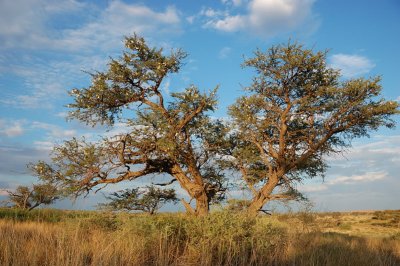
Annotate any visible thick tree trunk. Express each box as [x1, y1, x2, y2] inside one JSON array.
[[171, 164, 210, 216], [247, 196, 268, 216], [247, 174, 279, 216], [194, 191, 209, 216]]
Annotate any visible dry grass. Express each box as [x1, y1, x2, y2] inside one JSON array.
[[0, 208, 399, 265]]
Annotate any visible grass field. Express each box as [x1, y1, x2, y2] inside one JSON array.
[[0, 208, 399, 265]]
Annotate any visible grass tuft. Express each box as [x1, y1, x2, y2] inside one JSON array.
[[0, 208, 399, 265]]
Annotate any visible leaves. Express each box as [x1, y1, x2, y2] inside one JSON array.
[[31, 34, 228, 215], [6, 183, 59, 211], [98, 186, 178, 214], [230, 41, 399, 212]]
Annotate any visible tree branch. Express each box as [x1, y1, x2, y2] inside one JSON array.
[[153, 179, 177, 186], [180, 198, 195, 214], [176, 101, 206, 131]]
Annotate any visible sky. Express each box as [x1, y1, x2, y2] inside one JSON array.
[[0, 0, 399, 212]]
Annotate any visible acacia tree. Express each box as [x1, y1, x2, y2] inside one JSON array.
[[98, 186, 178, 215], [31, 35, 227, 216], [229, 42, 399, 215], [5, 183, 59, 211]]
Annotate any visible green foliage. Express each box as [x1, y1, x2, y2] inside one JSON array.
[[0, 208, 93, 222], [27, 37, 399, 215], [68, 34, 187, 126], [228, 41, 399, 212], [5, 183, 59, 211], [29, 34, 228, 215], [98, 186, 178, 214]]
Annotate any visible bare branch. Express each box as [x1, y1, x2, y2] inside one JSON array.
[[153, 179, 177, 186]]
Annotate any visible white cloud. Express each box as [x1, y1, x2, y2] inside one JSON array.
[[31, 121, 77, 139], [1, 1, 182, 109], [219, 47, 232, 59], [299, 134, 400, 199], [329, 54, 375, 78], [200, 8, 224, 18], [0, 120, 24, 137], [0, 0, 86, 49], [298, 184, 328, 192], [33, 141, 54, 151], [59, 1, 182, 51], [204, 0, 316, 37], [0, 0, 181, 51], [299, 171, 387, 193], [248, 0, 314, 34], [186, 16, 195, 24], [103, 122, 131, 139], [1, 53, 112, 109], [209, 15, 245, 32], [221, 0, 244, 7], [55, 112, 68, 118], [1, 82, 64, 109], [0, 189, 9, 196], [327, 172, 387, 185]]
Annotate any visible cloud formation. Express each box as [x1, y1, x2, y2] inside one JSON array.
[[59, 1, 181, 52], [0, 1, 183, 110], [329, 54, 375, 78], [299, 135, 400, 198], [0, 0, 85, 49], [219, 47, 232, 59], [0, 120, 24, 137], [0, 0, 181, 51], [204, 0, 316, 37], [327, 172, 387, 185], [221, 0, 243, 7]]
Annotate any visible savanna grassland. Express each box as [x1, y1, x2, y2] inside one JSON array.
[[0, 208, 399, 266]]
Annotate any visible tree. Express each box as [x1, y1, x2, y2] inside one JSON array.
[[31, 34, 228, 216], [229, 42, 399, 215], [98, 185, 178, 215], [6, 183, 59, 211]]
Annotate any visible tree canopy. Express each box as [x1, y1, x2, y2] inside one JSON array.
[[31, 34, 228, 216], [229, 42, 399, 215], [98, 186, 178, 215], [28, 36, 399, 216], [5, 183, 59, 211]]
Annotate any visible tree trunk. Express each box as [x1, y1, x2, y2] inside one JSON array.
[[194, 191, 209, 216], [171, 164, 210, 216], [247, 196, 269, 216], [181, 199, 195, 214], [28, 203, 39, 211], [247, 174, 279, 216]]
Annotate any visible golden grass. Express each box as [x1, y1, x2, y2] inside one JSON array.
[[0, 209, 399, 265]]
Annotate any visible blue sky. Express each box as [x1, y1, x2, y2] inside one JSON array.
[[0, 0, 399, 211]]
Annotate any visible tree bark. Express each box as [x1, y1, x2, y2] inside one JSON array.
[[247, 197, 268, 216], [28, 203, 40, 211], [247, 173, 279, 216], [171, 164, 210, 216], [181, 199, 195, 214], [194, 191, 209, 217]]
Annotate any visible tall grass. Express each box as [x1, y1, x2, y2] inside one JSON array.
[[0, 208, 399, 265]]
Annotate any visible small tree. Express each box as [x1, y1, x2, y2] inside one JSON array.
[[30, 34, 228, 216], [229, 42, 399, 215], [6, 183, 59, 211], [99, 186, 178, 215]]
